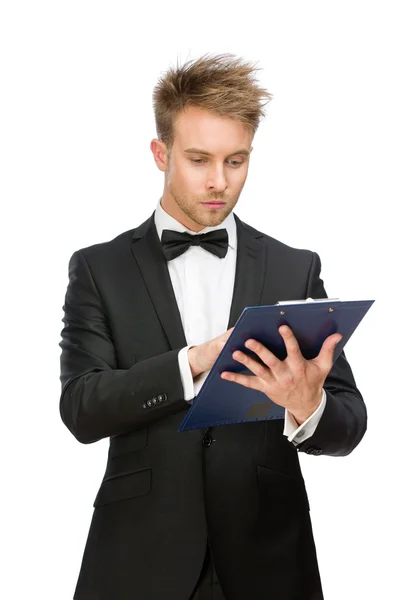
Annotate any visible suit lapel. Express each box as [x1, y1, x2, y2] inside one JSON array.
[[227, 213, 269, 328], [131, 212, 188, 351]]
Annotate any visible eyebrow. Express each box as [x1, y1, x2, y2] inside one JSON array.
[[184, 147, 250, 158]]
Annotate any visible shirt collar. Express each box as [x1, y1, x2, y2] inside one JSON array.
[[154, 197, 237, 251]]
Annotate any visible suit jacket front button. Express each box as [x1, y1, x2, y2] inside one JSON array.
[[202, 435, 213, 448]]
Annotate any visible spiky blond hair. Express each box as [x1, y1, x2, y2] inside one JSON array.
[[152, 53, 272, 150]]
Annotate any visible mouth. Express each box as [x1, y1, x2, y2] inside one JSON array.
[[201, 201, 226, 208]]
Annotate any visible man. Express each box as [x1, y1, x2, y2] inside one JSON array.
[[59, 53, 367, 600]]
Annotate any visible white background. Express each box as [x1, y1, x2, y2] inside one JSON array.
[[1, 1, 399, 598]]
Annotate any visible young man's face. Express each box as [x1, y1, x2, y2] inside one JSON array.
[[152, 106, 253, 232]]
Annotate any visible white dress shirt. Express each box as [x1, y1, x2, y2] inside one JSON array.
[[154, 198, 326, 445]]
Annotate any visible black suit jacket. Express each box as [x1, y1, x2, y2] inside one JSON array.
[[59, 211, 367, 600]]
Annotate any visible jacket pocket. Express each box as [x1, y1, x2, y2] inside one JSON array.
[[93, 467, 151, 507], [109, 427, 148, 457]]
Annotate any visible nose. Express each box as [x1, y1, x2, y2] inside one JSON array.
[[206, 165, 228, 193]]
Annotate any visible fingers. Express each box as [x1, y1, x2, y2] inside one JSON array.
[[279, 326, 303, 358], [242, 339, 285, 378], [280, 325, 342, 373], [316, 333, 342, 371], [220, 371, 262, 390], [225, 326, 343, 397], [232, 349, 273, 382], [227, 325, 341, 374]]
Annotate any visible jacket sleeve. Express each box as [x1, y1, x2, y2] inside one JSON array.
[[59, 250, 189, 444], [296, 252, 368, 457]]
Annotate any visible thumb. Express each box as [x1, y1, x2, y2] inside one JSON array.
[[318, 333, 342, 370]]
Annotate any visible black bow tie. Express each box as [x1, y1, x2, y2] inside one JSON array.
[[161, 228, 229, 261]]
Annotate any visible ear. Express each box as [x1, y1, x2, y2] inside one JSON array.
[[150, 139, 169, 172]]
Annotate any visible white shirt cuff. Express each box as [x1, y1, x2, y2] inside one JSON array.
[[283, 389, 327, 446], [193, 370, 209, 398], [178, 346, 196, 402]]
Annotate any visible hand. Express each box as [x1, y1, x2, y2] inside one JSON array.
[[220, 325, 342, 424], [188, 327, 235, 378]]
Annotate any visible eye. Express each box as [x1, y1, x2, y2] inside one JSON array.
[[190, 158, 244, 167]]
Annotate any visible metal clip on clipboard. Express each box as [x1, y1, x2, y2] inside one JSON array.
[[276, 297, 340, 305]]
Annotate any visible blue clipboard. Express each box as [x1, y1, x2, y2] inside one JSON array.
[[178, 298, 374, 432]]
